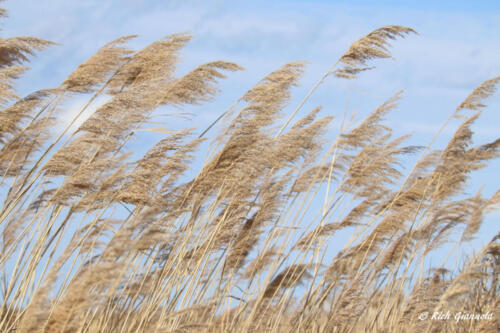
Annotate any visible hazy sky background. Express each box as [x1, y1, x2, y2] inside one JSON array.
[[2, 0, 499, 257]]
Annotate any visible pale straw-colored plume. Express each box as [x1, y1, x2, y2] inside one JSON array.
[[456, 76, 500, 112], [0, 65, 27, 105], [0, 36, 54, 67], [107, 33, 192, 92], [0, 89, 51, 144], [334, 25, 416, 79], [61, 35, 137, 93]]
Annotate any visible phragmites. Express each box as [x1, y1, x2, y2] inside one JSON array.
[[334, 25, 416, 79], [430, 113, 479, 200], [0, 89, 58, 182], [107, 33, 192, 91], [159, 61, 244, 106], [61, 35, 137, 93], [117, 129, 203, 207], [0, 65, 26, 105], [0, 36, 54, 68], [242, 61, 305, 107], [457, 76, 500, 112], [264, 264, 312, 298], [43, 44, 240, 209], [0, 89, 51, 143], [340, 91, 402, 149], [1, 5, 500, 332], [0, 34, 54, 147], [186, 61, 306, 207]]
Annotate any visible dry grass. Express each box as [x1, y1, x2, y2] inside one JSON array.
[[0, 5, 499, 333]]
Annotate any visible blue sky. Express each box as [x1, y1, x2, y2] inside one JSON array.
[[2, 0, 500, 265]]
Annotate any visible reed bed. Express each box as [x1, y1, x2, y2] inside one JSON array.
[[0, 5, 499, 332]]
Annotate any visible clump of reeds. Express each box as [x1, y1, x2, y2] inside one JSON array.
[[0, 4, 499, 333]]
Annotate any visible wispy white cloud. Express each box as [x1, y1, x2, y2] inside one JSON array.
[[52, 95, 109, 137]]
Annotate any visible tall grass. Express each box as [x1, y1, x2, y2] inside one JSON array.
[[0, 5, 499, 332]]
